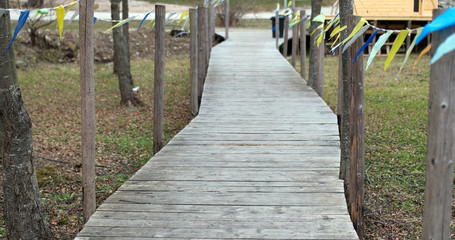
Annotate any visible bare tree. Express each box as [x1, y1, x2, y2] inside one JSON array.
[[111, 0, 143, 106], [0, 1, 54, 239]]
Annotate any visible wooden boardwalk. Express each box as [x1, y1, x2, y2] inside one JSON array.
[[76, 29, 358, 239]]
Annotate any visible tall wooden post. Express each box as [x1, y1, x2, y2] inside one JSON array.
[[275, 11, 280, 49], [291, 0, 297, 68], [422, 8, 455, 240], [153, 4, 165, 154], [225, 0, 229, 40], [79, 0, 96, 221], [308, 0, 324, 98], [299, 10, 306, 79], [283, 15, 289, 57], [197, 6, 208, 105], [208, 6, 215, 55], [348, 15, 365, 240], [190, 8, 198, 116]]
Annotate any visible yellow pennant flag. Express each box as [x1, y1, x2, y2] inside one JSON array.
[[413, 44, 431, 68], [317, 31, 324, 47], [384, 30, 410, 70], [330, 25, 346, 39], [55, 5, 65, 39], [65, 1, 78, 16], [341, 18, 366, 46], [179, 10, 188, 24], [311, 24, 323, 36], [331, 33, 341, 48]]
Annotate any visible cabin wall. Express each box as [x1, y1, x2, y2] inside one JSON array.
[[353, 0, 436, 18]]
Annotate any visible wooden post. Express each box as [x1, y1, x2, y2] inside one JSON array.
[[79, 0, 96, 221], [190, 8, 198, 116], [208, 6, 215, 55], [275, 11, 280, 49], [422, 8, 455, 240], [316, 33, 324, 97], [153, 4, 165, 154], [299, 10, 306, 79], [197, 6, 208, 105], [283, 15, 289, 57], [348, 14, 365, 240], [225, 0, 229, 40], [291, 0, 297, 67], [406, 20, 411, 51]]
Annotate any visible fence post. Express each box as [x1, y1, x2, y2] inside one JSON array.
[[208, 6, 215, 55], [275, 11, 280, 49], [291, 0, 297, 68], [299, 10, 306, 79], [79, 0, 96, 221], [197, 6, 208, 105], [347, 14, 365, 240], [190, 8, 198, 116], [422, 8, 455, 240], [283, 15, 289, 57], [153, 4, 165, 155], [225, 0, 229, 40]]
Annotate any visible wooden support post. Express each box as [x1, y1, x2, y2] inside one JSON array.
[[197, 6, 208, 105], [283, 15, 289, 57], [299, 10, 306, 79], [291, 0, 297, 67], [190, 8, 198, 116], [406, 20, 411, 51], [79, 0, 96, 221], [208, 6, 215, 55], [153, 4, 165, 155], [225, 0, 229, 40], [275, 11, 280, 49], [317, 34, 324, 97], [422, 8, 455, 240], [348, 14, 365, 240], [80, 0, 96, 222]]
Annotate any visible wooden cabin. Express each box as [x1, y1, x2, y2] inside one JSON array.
[[353, 0, 437, 21]]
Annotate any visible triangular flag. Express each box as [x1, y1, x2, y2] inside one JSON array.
[[431, 32, 455, 64], [330, 25, 346, 39], [312, 14, 325, 23], [413, 44, 431, 67], [137, 10, 154, 31], [415, 8, 455, 45], [317, 31, 325, 47], [0, 9, 6, 18], [342, 24, 370, 53], [353, 29, 378, 64], [104, 16, 136, 33], [341, 18, 367, 46], [398, 28, 423, 76], [55, 5, 65, 39], [384, 30, 410, 70], [325, 13, 339, 31], [66, 8, 79, 26], [5, 10, 29, 54], [365, 30, 393, 70]]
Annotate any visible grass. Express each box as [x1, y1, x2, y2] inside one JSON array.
[[292, 53, 454, 239], [0, 53, 192, 239]]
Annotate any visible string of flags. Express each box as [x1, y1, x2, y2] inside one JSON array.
[[1, 0, 225, 54]]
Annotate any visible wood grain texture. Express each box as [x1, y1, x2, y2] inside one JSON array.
[[79, 0, 96, 221], [76, 29, 357, 240], [225, 0, 229, 40], [153, 4, 165, 154], [190, 8, 198, 116], [300, 10, 307, 80], [422, 8, 455, 240]]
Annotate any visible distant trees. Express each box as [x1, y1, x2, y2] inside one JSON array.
[[0, 1, 54, 239], [111, 0, 143, 106]]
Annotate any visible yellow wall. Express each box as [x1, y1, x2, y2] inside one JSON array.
[[353, 0, 437, 18]]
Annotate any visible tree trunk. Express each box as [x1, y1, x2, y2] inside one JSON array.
[[0, 3, 54, 239], [111, 0, 143, 106], [308, 0, 323, 96], [339, 0, 354, 196]]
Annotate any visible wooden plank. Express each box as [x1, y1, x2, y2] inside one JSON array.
[[76, 29, 357, 239], [79, 0, 96, 220], [197, 7, 208, 105], [283, 15, 289, 57]]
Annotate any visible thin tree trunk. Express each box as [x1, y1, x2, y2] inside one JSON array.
[[339, 0, 354, 196], [0, 2, 54, 239], [111, 0, 143, 106]]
